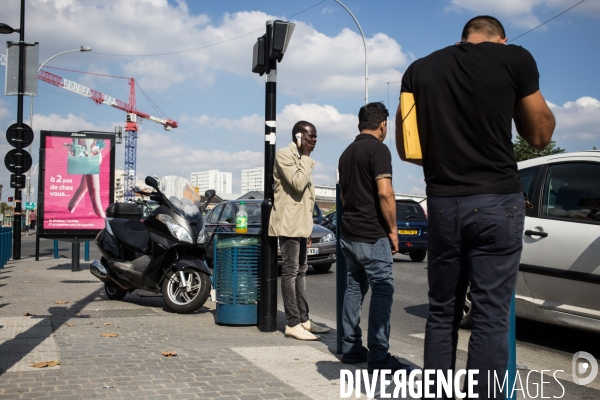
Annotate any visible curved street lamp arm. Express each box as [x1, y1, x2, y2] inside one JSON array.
[[334, 0, 368, 104]]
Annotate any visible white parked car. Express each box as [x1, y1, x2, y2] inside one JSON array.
[[462, 151, 600, 332]]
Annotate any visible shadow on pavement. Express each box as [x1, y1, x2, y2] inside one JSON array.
[[0, 289, 101, 376], [404, 303, 429, 319]]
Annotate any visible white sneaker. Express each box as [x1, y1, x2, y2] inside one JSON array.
[[284, 324, 319, 341]]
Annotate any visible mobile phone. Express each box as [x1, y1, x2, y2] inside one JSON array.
[[295, 133, 302, 146]]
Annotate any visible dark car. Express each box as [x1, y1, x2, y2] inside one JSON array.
[[204, 199, 336, 273], [396, 199, 428, 262], [320, 211, 337, 234]]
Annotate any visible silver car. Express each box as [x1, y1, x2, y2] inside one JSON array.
[[462, 151, 600, 332]]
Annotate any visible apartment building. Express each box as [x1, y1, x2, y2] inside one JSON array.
[[241, 166, 264, 194], [191, 169, 232, 195]]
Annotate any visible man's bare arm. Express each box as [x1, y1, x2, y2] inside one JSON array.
[[376, 177, 399, 254], [395, 103, 423, 167], [514, 90, 555, 150]]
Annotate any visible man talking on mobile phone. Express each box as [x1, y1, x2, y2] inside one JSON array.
[[269, 121, 331, 340], [338, 102, 414, 374]]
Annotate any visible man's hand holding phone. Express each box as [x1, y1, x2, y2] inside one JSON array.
[[296, 132, 314, 157]]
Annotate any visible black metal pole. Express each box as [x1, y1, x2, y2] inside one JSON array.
[[259, 20, 278, 332], [71, 236, 80, 272], [12, 0, 26, 260]]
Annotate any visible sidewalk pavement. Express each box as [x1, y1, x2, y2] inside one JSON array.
[[0, 256, 425, 400]]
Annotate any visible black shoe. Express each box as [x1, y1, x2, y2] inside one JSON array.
[[341, 346, 368, 364], [367, 353, 415, 374]]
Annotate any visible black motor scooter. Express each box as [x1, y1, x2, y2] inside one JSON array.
[[90, 175, 216, 314]]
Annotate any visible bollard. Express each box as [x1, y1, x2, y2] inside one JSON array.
[[335, 184, 348, 354], [71, 236, 80, 272], [505, 291, 517, 399], [6, 228, 14, 262], [53, 240, 59, 259], [0, 227, 5, 268], [84, 241, 90, 261]]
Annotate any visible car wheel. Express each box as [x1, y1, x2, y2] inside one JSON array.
[[312, 263, 333, 273], [409, 250, 427, 262], [460, 286, 473, 329]]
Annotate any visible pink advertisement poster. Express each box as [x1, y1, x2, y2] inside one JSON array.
[[42, 135, 112, 231]]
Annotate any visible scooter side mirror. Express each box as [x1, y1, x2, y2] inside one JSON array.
[[201, 189, 216, 214], [132, 186, 141, 194], [145, 176, 159, 190]]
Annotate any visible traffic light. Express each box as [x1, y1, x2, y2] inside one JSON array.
[[269, 20, 295, 62], [251, 20, 295, 76]]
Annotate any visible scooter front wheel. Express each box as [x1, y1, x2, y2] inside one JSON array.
[[162, 268, 210, 314]]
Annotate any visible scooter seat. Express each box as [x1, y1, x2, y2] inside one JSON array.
[[109, 219, 150, 254], [110, 255, 151, 274]]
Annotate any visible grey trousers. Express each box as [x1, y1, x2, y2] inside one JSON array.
[[280, 236, 309, 327]]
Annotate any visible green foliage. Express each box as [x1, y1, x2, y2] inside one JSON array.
[[513, 136, 566, 162], [0, 202, 11, 215]]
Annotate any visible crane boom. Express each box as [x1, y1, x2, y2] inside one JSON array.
[[1, 53, 178, 202], [1, 54, 177, 130]]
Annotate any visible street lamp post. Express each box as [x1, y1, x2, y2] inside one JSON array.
[[334, 0, 368, 104], [25, 46, 91, 229], [0, 0, 27, 259]]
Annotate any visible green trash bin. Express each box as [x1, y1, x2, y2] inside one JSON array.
[[213, 233, 260, 325]]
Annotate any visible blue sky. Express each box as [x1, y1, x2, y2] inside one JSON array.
[[1, 0, 599, 197]]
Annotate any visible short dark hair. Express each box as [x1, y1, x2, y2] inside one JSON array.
[[461, 15, 506, 42], [291, 121, 315, 140], [358, 102, 389, 132]]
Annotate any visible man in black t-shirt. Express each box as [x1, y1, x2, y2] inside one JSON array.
[[397, 16, 555, 398], [338, 102, 414, 374]]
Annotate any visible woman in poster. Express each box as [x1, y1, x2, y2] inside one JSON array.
[[67, 138, 106, 219]]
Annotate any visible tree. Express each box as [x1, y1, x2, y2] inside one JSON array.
[[513, 135, 566, 162], [0, 202, 10, 215]]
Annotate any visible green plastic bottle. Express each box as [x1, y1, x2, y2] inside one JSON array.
[[236, 202, 248, 234]]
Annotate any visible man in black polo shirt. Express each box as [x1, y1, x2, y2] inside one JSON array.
[[338, 102, 414, 374], [397, 16, 555, 398]]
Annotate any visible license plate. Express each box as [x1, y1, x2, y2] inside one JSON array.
[[398, 229, 418, 235], [307, 248, 319, 255]]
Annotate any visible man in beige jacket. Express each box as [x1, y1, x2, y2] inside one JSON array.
[[269, 121, 330, 340]]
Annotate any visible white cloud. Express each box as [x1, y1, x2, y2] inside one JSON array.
[[32, 113, 113, 134], [548, 96, 600, 145], [184, 103, 359, 141], [0, 101, 11, 125], [4, 2, 408, 100], [409, 186, 426, 196], [448, 0, 600, 29]]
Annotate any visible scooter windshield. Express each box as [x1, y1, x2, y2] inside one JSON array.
[[159, 175, 202, 221]]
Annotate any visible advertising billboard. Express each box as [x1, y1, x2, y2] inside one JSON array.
[[37, 131, 115, 238]]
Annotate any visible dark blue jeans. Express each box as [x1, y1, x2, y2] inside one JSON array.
[[340, 235, 395, 362], [424, 193, 525, 399]]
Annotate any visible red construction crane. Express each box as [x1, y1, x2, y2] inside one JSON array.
[[1, 52, 177, 202], [37, 69, 178, 202]]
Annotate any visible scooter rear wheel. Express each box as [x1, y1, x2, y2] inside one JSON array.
[[105, 282, 128, 300], [162, 268, 210, 314]]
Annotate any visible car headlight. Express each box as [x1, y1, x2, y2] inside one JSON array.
[[156, 214, 193, 244], [321, 233, 335, 243]]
